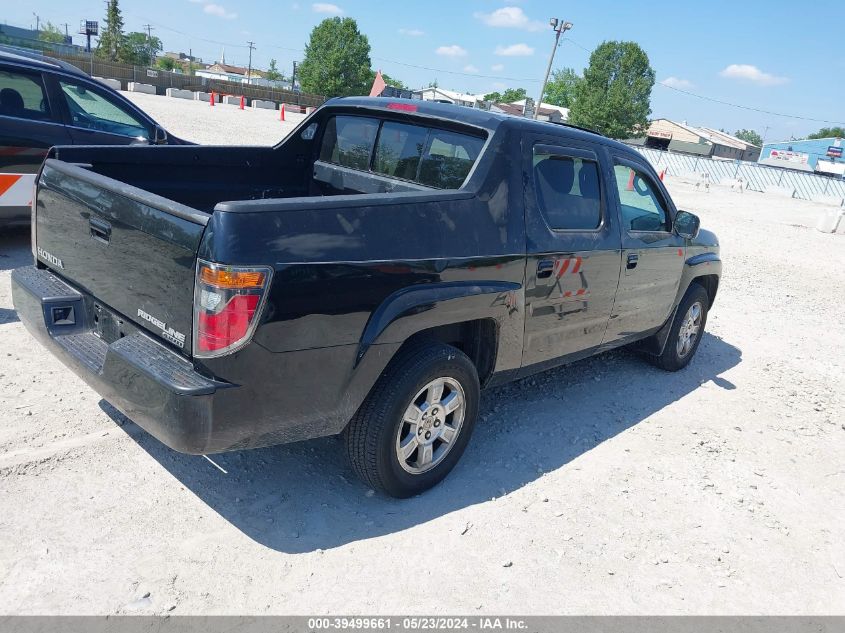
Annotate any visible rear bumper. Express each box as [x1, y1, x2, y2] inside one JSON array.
[[11, 265, 234, 454]]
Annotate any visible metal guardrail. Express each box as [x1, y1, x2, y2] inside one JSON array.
[[628, 146, 845, 203]]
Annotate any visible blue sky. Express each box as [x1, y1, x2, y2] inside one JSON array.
[[7, 0, 844, 140]]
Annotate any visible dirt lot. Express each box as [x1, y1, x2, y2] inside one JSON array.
[[0, 99, 843, 614]]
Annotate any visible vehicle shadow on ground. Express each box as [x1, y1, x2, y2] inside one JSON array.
[[0, 229, 32, 272], [104, 332, 741, 553]]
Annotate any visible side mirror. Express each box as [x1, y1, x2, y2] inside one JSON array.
[[674, 210, 701, 240], [153, 125, 168, 145]]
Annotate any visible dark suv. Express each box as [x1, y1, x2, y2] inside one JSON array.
[[0, 46, 185, 227]]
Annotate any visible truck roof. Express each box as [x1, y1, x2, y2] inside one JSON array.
[[328, 96, 636, 156]]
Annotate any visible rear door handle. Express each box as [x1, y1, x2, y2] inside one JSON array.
[[626, 253, 639, 269], [89, 217, 111, 244], [537, 259, 555, 279]]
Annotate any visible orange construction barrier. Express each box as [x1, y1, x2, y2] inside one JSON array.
[[240, 95, 245, 110], [210, 91, 215, 107], [626, 168, 635, 191], [280, 104, 285, 121]]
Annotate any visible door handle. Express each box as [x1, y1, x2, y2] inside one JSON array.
[[537, 259, 555, 279], [626, 253, 639, 269], [89, 217, 111, 244]]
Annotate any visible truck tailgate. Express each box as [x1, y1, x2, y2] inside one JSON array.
[[34, 158, 208, 356]]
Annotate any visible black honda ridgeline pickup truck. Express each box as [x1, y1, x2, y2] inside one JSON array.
[[12, 97, 721, 497]]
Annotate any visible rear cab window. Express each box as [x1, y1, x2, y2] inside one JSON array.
[[319, 115, 486, 189]]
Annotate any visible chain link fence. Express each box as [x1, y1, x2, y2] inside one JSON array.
[[628, 146, 845, 204]]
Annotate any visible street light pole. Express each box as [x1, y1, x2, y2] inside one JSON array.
[[534, 18, 573, 120]]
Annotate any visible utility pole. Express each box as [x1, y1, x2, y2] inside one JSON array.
[[291, 60, 298, 89], [32, 12, 40, 33], [534, 18, 573, 120], [246, 41, 255, 83], [61, 23, 69, 40], [143, 24, 154, 66]]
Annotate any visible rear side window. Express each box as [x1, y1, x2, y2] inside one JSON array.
[[319, 116, 379, 170], [0, 69, 51, 121], [320, 115, 486, 189], [533, 150, 602, 230]]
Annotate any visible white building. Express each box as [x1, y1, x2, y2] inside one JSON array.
[[413, 87, 481, 107]]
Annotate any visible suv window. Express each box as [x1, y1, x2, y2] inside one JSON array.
[[533, 150, 602, 230], [0, 69, 51, 121], [320, 115, 485, 189], [613, 163, 670, 232], [58, 80, 149, 138]]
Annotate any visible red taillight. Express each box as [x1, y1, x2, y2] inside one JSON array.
[[194, 261, 272, 358]]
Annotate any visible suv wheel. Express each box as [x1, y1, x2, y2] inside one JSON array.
[[650, 283, 709, 371], [344, 342, 480, 498]]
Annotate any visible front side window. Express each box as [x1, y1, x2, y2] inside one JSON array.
[[0, 69, 51, 121], [59, 80, 149, 138], [320, 115, 485, 189], [613, 163, 670, 232], [533, 150, 602, 230], [319, 115, 379, 170]]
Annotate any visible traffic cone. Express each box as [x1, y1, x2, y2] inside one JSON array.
[[210, 91, 215, 107], [280, 103, 285, 121], [626, 169, 635, 191], [659, 169, 666, 181], [240, 95, 245, 110]]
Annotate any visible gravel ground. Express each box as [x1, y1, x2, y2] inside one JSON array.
[[0, 97, 844, 614]]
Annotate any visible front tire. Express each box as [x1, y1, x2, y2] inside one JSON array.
[[344, 342, 480, 498], [650, 283, 709, 371]]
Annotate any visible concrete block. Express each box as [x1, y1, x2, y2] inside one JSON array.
[[127, 82, 156, 95], [166, 88, 193, 100], [764, 185, 795, 198], [193, 91, 211, 102], [816, 210, 845, 233], [93, 76, 121, 91], [223, 95, 243, 106], [251, 99, 277, 110]]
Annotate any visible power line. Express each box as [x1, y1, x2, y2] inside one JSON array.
[[656, 82, 845, 126]]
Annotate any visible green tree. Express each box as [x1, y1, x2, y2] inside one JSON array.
[[96, 0, 126, 62], [568, 41, 655, 139], [298, 17, 372, 97], [543, 67, 580, 108], [734, 129, 763, 147], [501, 87, 527, 103], [38, 22, 66, 45], [483, 91, 502, 103], [157, 57, 178, 71], [807, 127, 845, 140], [265, 59, 282, 81], [123, 31, 162, 65]]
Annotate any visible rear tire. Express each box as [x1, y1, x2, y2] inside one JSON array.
[[650, 283, 709, 371], [344, 342, 480, 498]]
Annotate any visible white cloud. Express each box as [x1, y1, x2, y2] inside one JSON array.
[[491, 63, 504, 72], [399, 28, 424, 37], [719, 64, 787, 86], [494, 43, 534, 57], [661, 76, 694, 90], [312, 2, 343, 14], [475, 7, 544, 31], [436, 44, 468, 57], [203, 3, 237, 19], [463, 64, 479, 73]]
